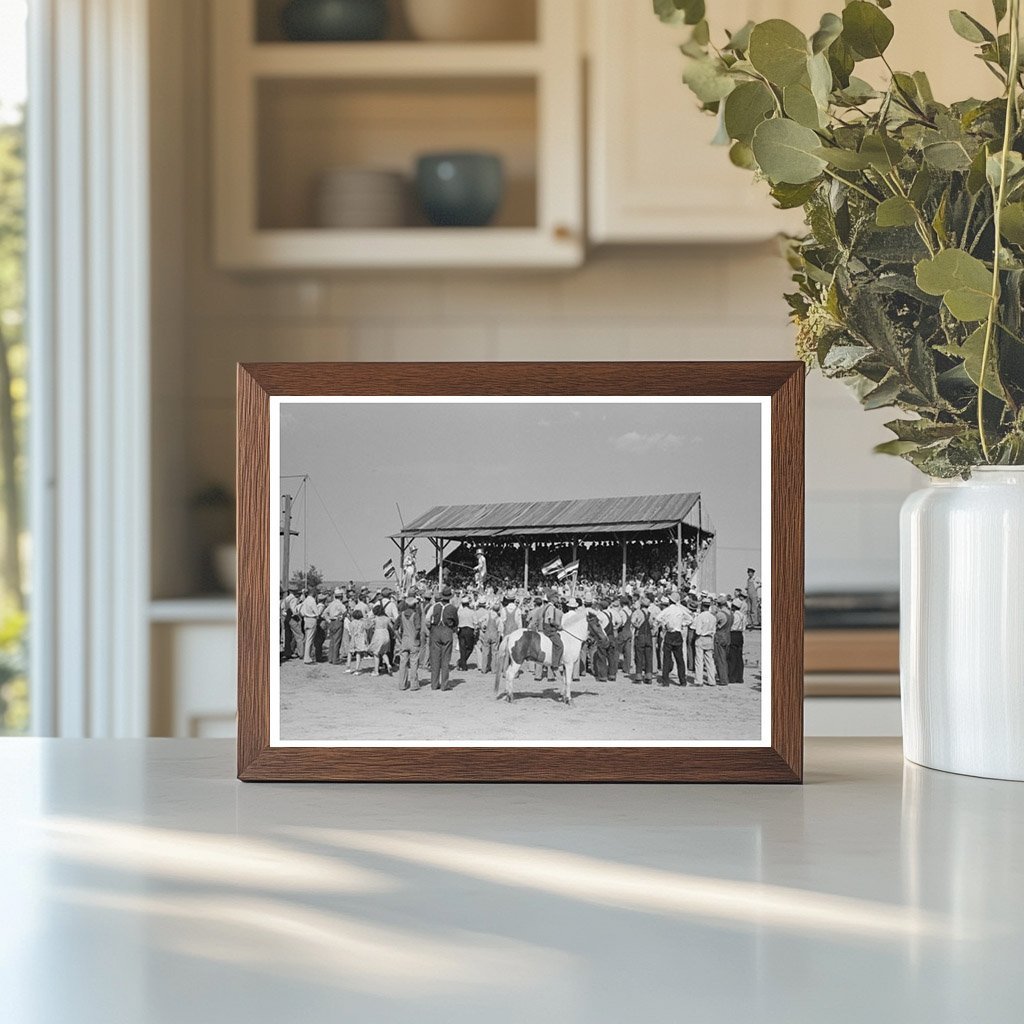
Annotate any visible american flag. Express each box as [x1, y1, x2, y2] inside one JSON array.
[[541, 557, 563, 576], [556, 560, 580, 580], [383, 558, 396, 578]]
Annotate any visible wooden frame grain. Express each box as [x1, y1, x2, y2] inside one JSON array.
[[237, 362, 804, 782]]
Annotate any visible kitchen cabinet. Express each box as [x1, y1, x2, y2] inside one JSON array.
[[211, 0, 583, 269], [587, 0, 998, 244]]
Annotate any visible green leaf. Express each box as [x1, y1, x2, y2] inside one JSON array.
[[729, 140, 757, 170], [814, 146, 872, 170], [751, 118, 828, 184], [682, 57, 736, 104], [874, 439, 922, 455], [948, 10, 994, 44], [986, 150, 1024, 191], [827, 35, 855, 88], [653, 0, 705, 26], [909, 164, 933, 205], [967, 144, 991, 193], [723, 81, 775, 144], [915, 249, 994, 322], [860, 133, 904, 173], [1000, 203, 1024, 244], [913, 71, 935, 104], [842, 1, 895, 59], [862, 374, 903, 409], [748, 20, 809, 86], [724, 20, 755, 53], [923, 140, 973, 171], [784, 80, 824, 129], [810, 12, 843, 54], [876, 197, 918, 228], [807, 51, 833, 109], [993, 0, 1008, 24], [770, 180, 820, 209], [939, 325, 1005, 398]]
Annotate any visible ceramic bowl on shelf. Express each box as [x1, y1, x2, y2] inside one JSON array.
[[403, 0, 535, 42], [281, 0, 389, 42], [415, 152, 504, 227], [315, 167, 408, 229]]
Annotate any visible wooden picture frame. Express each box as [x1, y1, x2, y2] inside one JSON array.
[[237, 362, 804, 782]]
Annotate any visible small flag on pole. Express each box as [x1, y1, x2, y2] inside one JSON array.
[[541, 557, 563, 576], [556, 560, 580, 580], [383, 558, 396, 578]]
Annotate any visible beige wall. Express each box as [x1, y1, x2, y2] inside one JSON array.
[[154, 0, 920, 599]]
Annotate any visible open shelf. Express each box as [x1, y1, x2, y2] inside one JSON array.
[[254, 0, 539, 45], [257, 76, 538, 232], [213, 0, 582, 268]]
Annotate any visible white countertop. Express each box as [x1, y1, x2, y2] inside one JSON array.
[[1, 738, 1020, 1023]]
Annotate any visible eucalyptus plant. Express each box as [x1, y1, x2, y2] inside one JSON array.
[[657, 0, 1024, 476]]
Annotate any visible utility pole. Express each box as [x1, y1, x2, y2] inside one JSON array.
[[281, 494, 299, 588]]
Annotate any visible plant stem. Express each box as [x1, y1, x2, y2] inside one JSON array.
[[822, 167, 880, 204], [979, 0, 1021, 462]]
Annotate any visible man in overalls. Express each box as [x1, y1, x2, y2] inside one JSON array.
[[630, 594, 654, 685]]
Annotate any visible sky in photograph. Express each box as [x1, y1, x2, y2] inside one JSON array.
[[279, 400, 763, 589]]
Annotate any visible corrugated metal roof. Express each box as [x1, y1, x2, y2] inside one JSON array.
[[395, 494, 701, 539]]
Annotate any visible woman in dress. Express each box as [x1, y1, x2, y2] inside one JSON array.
[[345, 607, 368, 674], [369, 603, 394, 676]]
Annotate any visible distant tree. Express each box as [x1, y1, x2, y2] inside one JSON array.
[[289, 564, 324, 591], [0, 111, 25, 608]]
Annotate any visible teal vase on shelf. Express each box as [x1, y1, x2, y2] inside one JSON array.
[[280, 0, 388, 42]]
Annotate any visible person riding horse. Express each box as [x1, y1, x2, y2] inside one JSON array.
[[541, 588, 563, 667]]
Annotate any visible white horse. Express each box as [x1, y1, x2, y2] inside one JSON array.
[[494, 607, 597, 706]]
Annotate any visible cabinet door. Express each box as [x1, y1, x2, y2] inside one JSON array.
[[588, 0, 996, 244], [588, 0, 811, 243]]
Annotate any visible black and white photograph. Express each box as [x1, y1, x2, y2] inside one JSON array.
[[270, 396, 770, 747]]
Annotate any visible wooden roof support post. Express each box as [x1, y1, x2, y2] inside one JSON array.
[[676, 521, 683, 591]]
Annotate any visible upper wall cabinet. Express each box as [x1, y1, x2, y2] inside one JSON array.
[[212, 0, 584, 269], [586, 0, 998, 245], [587, 0, 817, 244]]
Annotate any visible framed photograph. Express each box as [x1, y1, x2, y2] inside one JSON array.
[[237, 362, 804, 782]]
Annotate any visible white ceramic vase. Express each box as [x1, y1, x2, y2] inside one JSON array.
[[900, 467, 1024, 781]]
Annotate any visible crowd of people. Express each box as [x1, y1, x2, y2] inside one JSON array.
[[280, 562, 762, 696]]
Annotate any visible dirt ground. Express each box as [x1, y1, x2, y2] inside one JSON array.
[[279, 632, 762, 744]]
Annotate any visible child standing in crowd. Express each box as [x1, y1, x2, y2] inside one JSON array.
[[345, 607, 368, 674]]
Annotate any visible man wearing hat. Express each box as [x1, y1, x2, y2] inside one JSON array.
[[713, 596, 734, 687], [537, 588, 564, 681], [395, 591, 423, 691], [590, 598, 611, 682], [428, 585, 459, 690], [285, 587, 303, 660], [693, 598, 718, 686], [656, 591, 691, 687], [630, 594, 655, 685], [323, 588, 347, 666], [297, 589, 323, 665], [746, 568, 761, 629], [728, 597, 748, 684], [474, 547, 487, 587], [456, 594, 477, 671], [477, 599, 502, 675]]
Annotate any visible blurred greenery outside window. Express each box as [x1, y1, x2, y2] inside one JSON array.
[[0, 0, 28, 734]]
